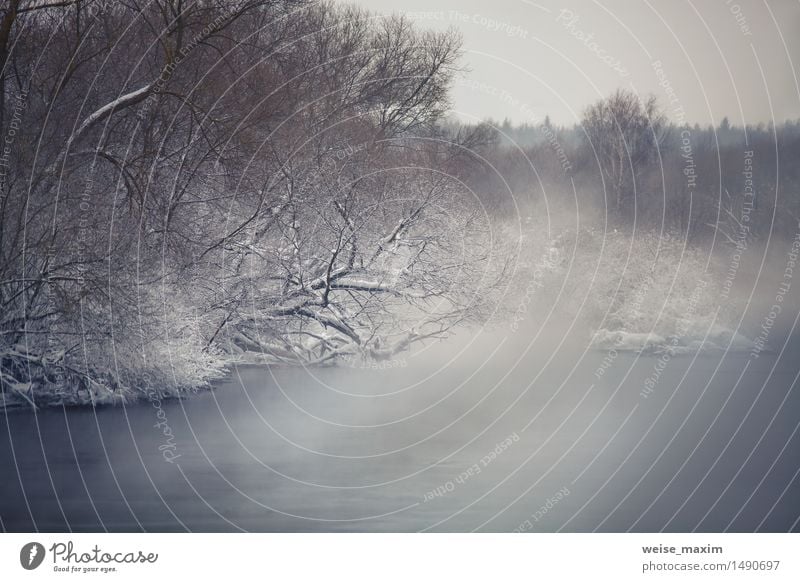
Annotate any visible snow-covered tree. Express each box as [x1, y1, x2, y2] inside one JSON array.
[[0, 0, 500, 406]]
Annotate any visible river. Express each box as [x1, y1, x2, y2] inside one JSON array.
[[2, 328, 799, 532]]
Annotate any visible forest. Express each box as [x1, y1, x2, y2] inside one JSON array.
[[1, 0, 797, 408]]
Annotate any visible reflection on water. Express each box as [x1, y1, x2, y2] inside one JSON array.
[[1, 329, 799, 532]]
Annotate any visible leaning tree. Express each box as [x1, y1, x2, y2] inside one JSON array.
[[0, 0, 505, 406]]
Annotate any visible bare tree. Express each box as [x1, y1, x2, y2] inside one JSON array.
[[581, 89, 667, 217], [0, 0, 499, 407]]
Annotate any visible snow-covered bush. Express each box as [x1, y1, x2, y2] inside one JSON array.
[[512, 223, 752, 352]]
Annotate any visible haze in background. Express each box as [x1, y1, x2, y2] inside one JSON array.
[[346, 0, 800, 126]]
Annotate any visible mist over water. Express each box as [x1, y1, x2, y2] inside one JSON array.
[[2, 292, 798, 531]]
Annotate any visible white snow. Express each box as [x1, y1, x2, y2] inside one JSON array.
[[592, 324, 762, 354], [592, 329, 666, 352]]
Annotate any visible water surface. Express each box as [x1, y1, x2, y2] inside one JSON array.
[[2, 330, 798, 532]]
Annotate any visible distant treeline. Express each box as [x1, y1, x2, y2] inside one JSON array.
[[451, 92, 800, 245]]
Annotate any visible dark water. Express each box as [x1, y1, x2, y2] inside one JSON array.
[[1, 329, 799, 532]]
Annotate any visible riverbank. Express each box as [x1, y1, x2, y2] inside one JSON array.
[[2, 340, 797, 532], [0, 348, 228, 412]]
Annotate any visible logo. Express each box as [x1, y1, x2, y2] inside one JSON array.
[[20, 542, 46, 570]]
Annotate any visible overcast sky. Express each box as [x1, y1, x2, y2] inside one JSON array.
[[338, 0, 800, 126]]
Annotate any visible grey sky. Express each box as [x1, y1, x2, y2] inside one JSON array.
[[339, 0, 800, 126]]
